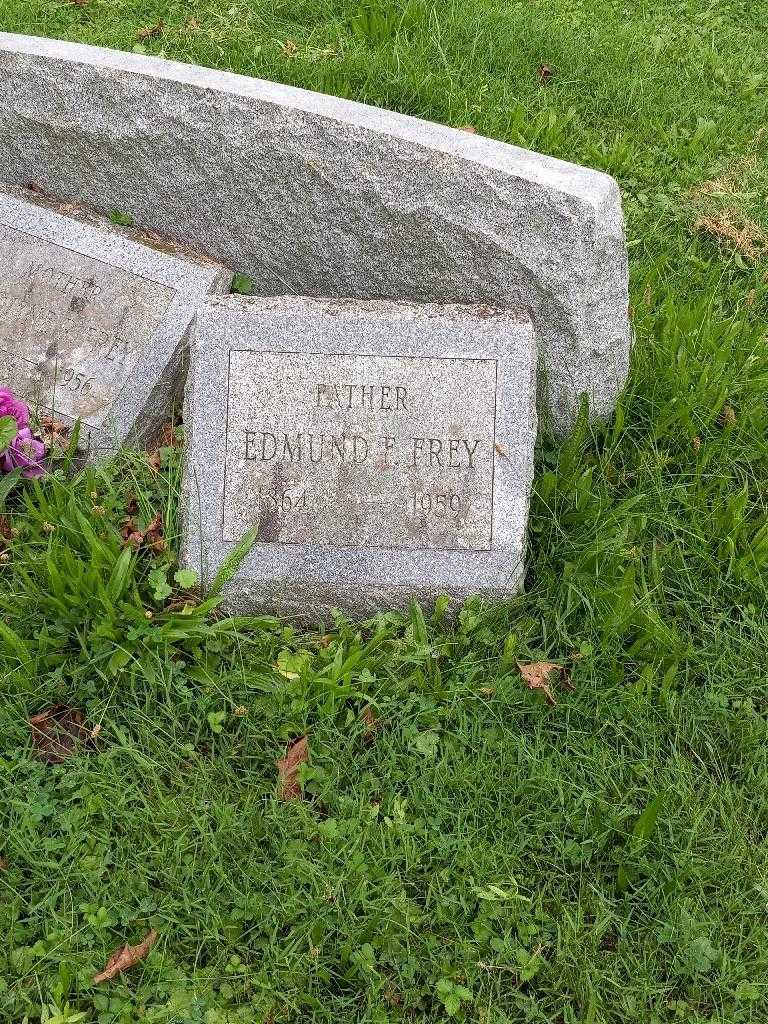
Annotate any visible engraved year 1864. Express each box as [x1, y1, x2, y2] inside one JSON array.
[[257, 487, 309, 513]]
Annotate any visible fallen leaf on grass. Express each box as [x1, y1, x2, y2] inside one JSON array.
[[458, 124, 477, 133], [28, 705, 92, 763], [281, 39, 298, 56], [537, 64, 553, 84], [137, 21, 164, 42], [41, 415, 70, 439], [718, 404, 737, 427], [277, 736, 309, 800], [93, 929, 158, 983], [517, 662, 572, 706], [361, 705, 379, 741], [0, 514, 12, 544], [121, 503, 166, 552]]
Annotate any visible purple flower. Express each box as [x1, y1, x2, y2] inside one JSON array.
[[1, 427, 46, 478], [0, 388, 30, 430]]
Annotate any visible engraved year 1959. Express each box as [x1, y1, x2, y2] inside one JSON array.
[[412, 492, 462, 516]]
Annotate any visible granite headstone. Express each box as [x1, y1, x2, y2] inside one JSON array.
[[0, 33, 630, 434], [183, 296, 537, 618], [0, 190, 230, 454]]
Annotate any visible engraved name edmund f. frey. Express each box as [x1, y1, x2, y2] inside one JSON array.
[[222, 351, 498, 550], [0, 226, 174, 427]]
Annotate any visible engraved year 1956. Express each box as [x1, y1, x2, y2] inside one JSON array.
[[13, 356, 95, 397]]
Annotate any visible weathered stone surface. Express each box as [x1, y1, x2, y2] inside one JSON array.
[[183, 296, 537, 619], [0, 189, 230, 454], [0, 33, 630, 433]]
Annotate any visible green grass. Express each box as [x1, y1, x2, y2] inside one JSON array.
[[1, 1, 768, 1021]]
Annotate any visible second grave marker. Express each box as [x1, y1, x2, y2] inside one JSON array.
[[0, 190, 230, 454]]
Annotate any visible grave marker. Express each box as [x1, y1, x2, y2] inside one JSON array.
[[0, 190, 230, 454], [183, 296, 537, 618]]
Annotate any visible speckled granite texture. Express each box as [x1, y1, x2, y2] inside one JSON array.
[[183, 296, 537, 619], [0, 33, 630, 434], [0, 188, 230, 456]]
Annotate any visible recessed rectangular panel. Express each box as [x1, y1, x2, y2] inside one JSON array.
[[222, 350, 497, 550]]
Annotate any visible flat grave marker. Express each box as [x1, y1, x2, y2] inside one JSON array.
[[183, 296, 537, 618], [0, 190, 231, 454]]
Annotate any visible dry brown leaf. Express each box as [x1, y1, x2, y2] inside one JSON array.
[[719, 404, 737, 427], [458, 124, 477, 134], [361, 706, 379, 741], [146, 449, 162, 473], [34, 421, 62, 456], [0, 514, 12, 546], [516, 662, 570, 706], [537, 64, 553, 84], [159, 422, 181, 448], [277, 736, 309, 800], [121, 509, 165, 550], [28, 705, 92, 763], [93, 929, 158, 984], [137, 21, 164, 42], [41, 415, 70, 440]]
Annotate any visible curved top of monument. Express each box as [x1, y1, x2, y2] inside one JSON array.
[[0, 33, 611, 204], [0, 32, 630, 432]]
